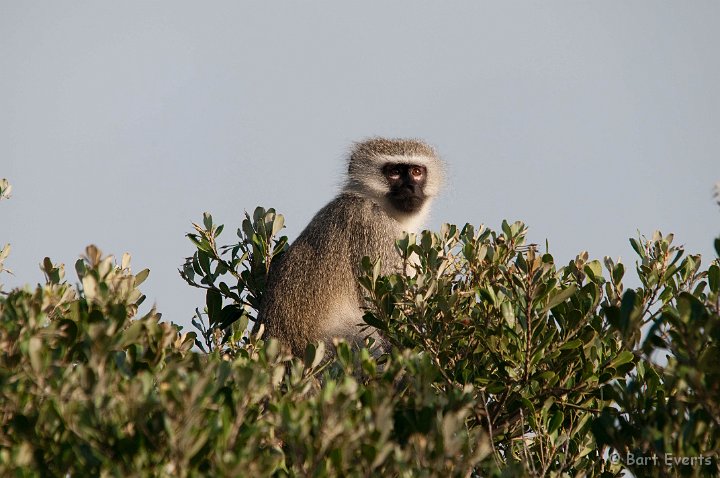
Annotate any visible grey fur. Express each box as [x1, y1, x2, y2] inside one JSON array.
[[260, 138, 443, 356]]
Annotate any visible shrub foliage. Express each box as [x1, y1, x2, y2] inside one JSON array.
[[1, 194, 719, 476]]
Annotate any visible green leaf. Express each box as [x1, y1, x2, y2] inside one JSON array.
[[303, 343, 317, 369], [253, 206, 265, 224], [559, 339, 583, 350], [709, 264, 719, 293], [629, 238, 644, 257], [241, 217, 254, 240], [501, 301, 516, 328], [619, 289, 638, 332], [536, 371, 556, 381], [612, 263, 624, 285], [362, 312, 387, 331], [313, 341, 326, 367], [608, 350, 634, 369], [584, 261, 603, 282], [217, 304, 243, 330], [188, 234, 212, 253], [548, 410, 564, 434], [372, 258, 382, 284], [206, 289, 222, 324], [203, 212, 213, 230], [541, 285, 577, 314], [198, 251, 212, 275], [74, 258, 86, 278], [272, 214, 285, 237], [335, 341, 353, 369], [521, 398, 538, 429], [501, 220, 511, 238], [134, 268, 150, 287]]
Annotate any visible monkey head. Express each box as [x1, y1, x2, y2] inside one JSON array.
[[345, 138, 444, 219]]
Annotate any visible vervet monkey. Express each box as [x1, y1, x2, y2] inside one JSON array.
[[260, 138, 444, 356]]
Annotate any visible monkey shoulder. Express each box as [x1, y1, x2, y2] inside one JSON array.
[[266, 195, 360, 280], [269, 193, 399, 282], [293, 194, 388, 246]]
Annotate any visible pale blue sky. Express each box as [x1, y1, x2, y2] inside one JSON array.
[[2, 2, 718, 332]]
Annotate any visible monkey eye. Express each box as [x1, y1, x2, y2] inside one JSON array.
[[387, 168, 401, 178], [411, 166, 424, 178]]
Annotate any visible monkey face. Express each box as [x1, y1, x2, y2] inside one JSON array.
[[383, 163, 427, 213]]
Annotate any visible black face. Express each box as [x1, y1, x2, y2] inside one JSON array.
[[383, 163, 427, 213]]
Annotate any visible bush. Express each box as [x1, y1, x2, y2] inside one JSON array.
[[1, 194, 719, 476], [181, 208, 720, 476]]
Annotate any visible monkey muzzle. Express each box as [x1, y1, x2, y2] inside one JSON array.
[[388, 187, 425, 213]]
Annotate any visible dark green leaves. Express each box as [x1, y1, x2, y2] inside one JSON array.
[[180, 208, 288, 352], [542, 285, 577, 314], [3, 201, 718, 477]]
